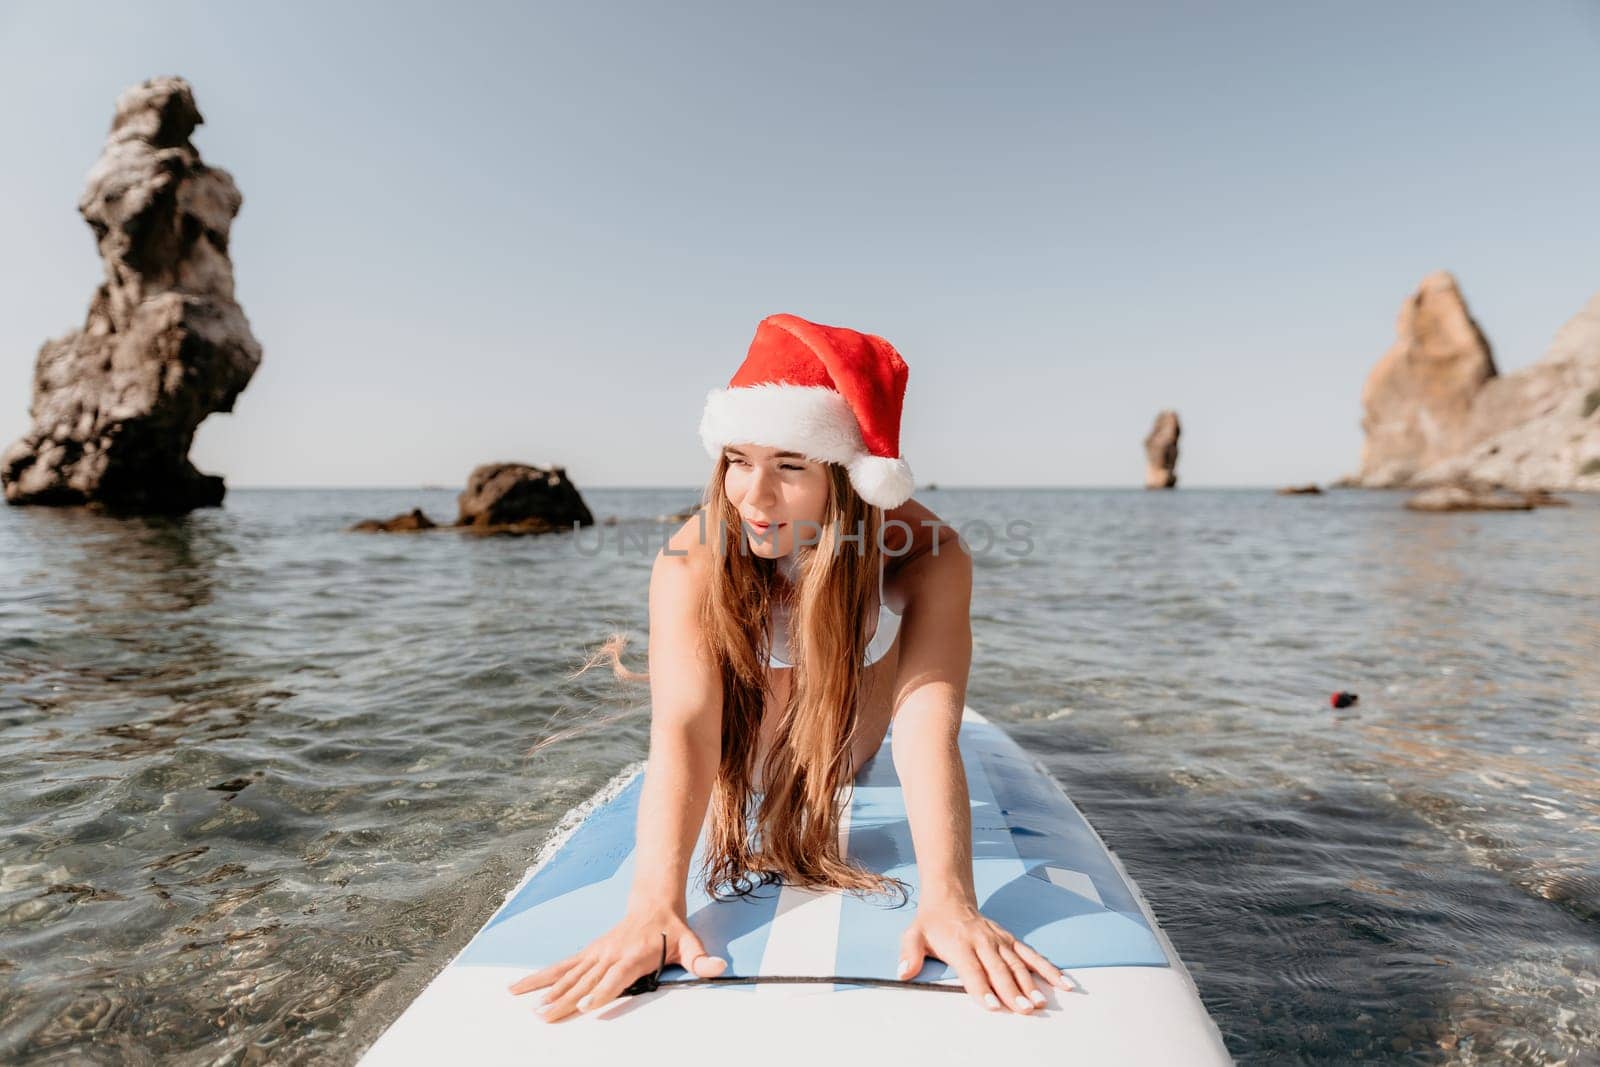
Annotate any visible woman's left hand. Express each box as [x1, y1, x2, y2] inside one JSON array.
[[897, 898, 1074, 1014]]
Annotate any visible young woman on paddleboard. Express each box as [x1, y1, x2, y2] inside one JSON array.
[[508, 313, 1072, 1022]]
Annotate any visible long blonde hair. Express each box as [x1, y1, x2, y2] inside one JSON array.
[[565, 455, 907, 905]]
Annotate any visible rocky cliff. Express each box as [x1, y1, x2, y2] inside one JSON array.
[[1, 76, 261, 512], [1348, 273, 1600, 491]]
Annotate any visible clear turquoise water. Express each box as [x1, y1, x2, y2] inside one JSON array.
[[1, 488, 1596, 1064]]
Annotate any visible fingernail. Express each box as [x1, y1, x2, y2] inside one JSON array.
[[1013, 994, 1032, 1011], [1028, 989, 1047, 1006], [576, 994, 592, 1011], [896, 959, 910, 978], [983, 993, 1000, 1010], [1056, 975, 1074, 991], [535, 1001, 552, 1014]]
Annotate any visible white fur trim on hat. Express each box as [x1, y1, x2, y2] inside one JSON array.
[[699, 383, 864, 465], [847, 453, 915, 509], [699, 383, 914, 508]]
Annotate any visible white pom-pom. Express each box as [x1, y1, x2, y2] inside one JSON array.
[[847, 453, 915, 509]]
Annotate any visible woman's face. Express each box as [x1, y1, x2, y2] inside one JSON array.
[[722, 444, 829, 558]]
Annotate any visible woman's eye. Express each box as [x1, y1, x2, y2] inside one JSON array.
[[728, 457, 803, 471]]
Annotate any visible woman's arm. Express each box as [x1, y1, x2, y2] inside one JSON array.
[[628, 544, 725, 913], [890, 541, 977, 907], [889, 541, 1073, 1014], [509, 538, 728, 1022]]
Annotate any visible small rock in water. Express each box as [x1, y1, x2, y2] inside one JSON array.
[[350, 508, 437, 532], [456, 462, 594, 535], [1404, 485, 1537, 512], [657, 501, 701, 522]]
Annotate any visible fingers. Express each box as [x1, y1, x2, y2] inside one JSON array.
[[689, 953, 728, 977], [571, 956, 649, 1018], [507, 953, 579, 996], [1010, 937, 1074, 992], [896, 926, 928, 980], [536, 931, 729, 1023], [537, 958, 606, 1022], [677, 931, 727, 978], [539, 955, 598, 1005], [998, 941, 1046, 1009], [949, 946, 1000, 1012], [975, 940, 1034, 1015]]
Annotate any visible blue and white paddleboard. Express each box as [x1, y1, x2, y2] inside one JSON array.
[[359, 708, 1230, 1065]]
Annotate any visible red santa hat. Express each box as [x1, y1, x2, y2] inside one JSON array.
[[698, 314, 915, 509]]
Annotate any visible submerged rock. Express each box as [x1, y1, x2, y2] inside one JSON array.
[[1404, 486, 1543, 512], [350, 508, 437, 532], [1, 76, 261, 513], [1143, 410, 1180, 489], [456, 463, 594, 534], [1522, 488, 1571, 507], [657, 502, 702, 523]]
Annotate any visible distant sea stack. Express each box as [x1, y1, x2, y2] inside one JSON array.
[[1, 76, 261, 513], [1143, 410, 1180, 489], [1346, 272, 1600, 492]]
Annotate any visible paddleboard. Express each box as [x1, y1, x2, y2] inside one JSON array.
[[359, 707, 1230, 1065]]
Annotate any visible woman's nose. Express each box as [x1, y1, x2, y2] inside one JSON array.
[[747, 466, 779, 503]]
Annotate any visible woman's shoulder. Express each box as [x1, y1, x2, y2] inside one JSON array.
[[660, 511, 716, 572], [651, 513, 717, 621], [882, 498, 966, 589]]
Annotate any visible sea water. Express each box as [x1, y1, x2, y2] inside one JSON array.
[[1, 488, 1596, 1064]]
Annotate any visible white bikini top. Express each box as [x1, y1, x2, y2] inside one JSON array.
[[766, 554, 902, 669]]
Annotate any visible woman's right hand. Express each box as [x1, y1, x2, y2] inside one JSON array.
[[505, 903, 728, 1022]]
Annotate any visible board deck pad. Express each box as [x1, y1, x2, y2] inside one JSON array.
[[455, 715, 1167, 986]]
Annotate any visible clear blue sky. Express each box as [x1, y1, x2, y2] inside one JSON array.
[[2, 1, 1597, 488]]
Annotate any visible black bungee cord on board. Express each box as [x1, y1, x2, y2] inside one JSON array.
[[619, 932, 967, 996]]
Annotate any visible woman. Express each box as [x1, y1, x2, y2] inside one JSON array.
[[509, 313, 1072, 1022]]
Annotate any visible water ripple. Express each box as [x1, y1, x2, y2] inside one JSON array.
[[1, 488, 1597, 1063]]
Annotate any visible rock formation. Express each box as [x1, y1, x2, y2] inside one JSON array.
[[350, 464, 595, 535], [1143, 410, 1180, 489], [1354, 272, 1497, 484], [1348, 274, 1600, 491], [456, 463, 594, 534], [657, 502, 701, 523], [1404, 486, 1538, 512], [1, 76, 261, 513], [350, 508, 437, 533]]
